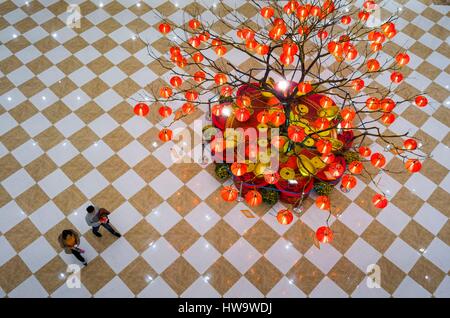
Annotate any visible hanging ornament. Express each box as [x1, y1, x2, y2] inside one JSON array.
[[381, 113, 396, 125], [372, 194, 388, 208], [159, 128, 173, 142], [260, 6, 275, 19], [390, 72, 403, 83], [211, 104, 223, 117], [371, 153, 386, 168], [270, 111, 286, 127], [158, 23, 171, 34], [230, 162, 247, 176], [264, 171, 280, 184], [277, 209, 294, 225], [366, 97, 380, 111], [245, 190, 262, 207], [403, 139, 417, 150], [158, 106, 172, 118], [169, 76, 182, 88], [182, 102, 194, 114], [321, 153, 335, 164], [341, 107, 356, 121], [188, 19, 201, 29], [405, 159, 422, 173], [381, 98, 395, 112], [134, 103, 149, 116], [316, 139, 332, 154], [316, 226, 333, 243], [316, 196, 331, 210], [359, 146, 372, 157], [235, 108, 251, 122], [192, 52, 204, 63], [215, 45, 227, 56], [159, 86, 173, 99], [351, 79, 364, 91], [341, 175, 357, 192], [221, 186, 238, 202], [396, 53, 410, 67], [256, 111, 270, 124], [288, 125, 306, 142], [349, 161, 363, 174], [214, 73, 227, 85], [341, 16, 352, 25], [367, 59, 380, 72], [185, 90, 199, 101], [415, 96, 428, 107], [298, 82, 313, 94]]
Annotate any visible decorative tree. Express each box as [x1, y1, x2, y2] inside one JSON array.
[[132, 0, 429, 241]]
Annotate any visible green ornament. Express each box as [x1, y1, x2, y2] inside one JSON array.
[[343, 151, 361, 164], [261, 188, 279, 205], [313, 182, 334, 196], [215, 163, 231, 180]]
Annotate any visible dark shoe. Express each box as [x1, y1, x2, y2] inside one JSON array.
[[113, 232, 121, 238], [93, 231, 102, 237], [83, 262, 88, 266]]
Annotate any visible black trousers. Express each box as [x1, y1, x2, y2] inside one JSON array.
[[93, 222, 118, 235], [71, 248, 86, 263]]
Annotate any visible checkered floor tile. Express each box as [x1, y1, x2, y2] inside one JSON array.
[[0, 0, 449, 298]]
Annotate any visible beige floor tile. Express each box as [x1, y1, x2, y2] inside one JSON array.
[[204, 220, 240, 254], [68, 127, 99, 152], [133, 155, 166, 183], [103, 127, 134, 152], [129, 186, 163, 216], [97, 155, 130, 183], [53, 185, 87, 216], [119, 256, 157, 294], [5, 219, 41, 252], [287, 257, 325, 295], [243, 220, 279, 254], [361, 220, 397, 254], [34, 127, 65, 151], [161, 257, 199, 295], [245, 257, 283, 295], [167, 186, 201, 217], [80, 256, 115, 294], [400, 220, 435, 251], [75, 102, 105, 124], [164, 220, 200, 254], [0, 126, 30, 151], [0, 256, 32, 293], [377, 256, 405, 295], [409, 257, 446, 293], [35, 256, 67, 294], [328, 257, 365, 294], [283, 221, 315, 254], [205, 256, 241, 295], [91, 186, 126, 212], [25, 154, 58, 182], [15, 185, 50, 215], [42, 101, 72, 124], [0, 153, 22, 181], [124, 220, 160, 253], [61, 154, 94, 182]]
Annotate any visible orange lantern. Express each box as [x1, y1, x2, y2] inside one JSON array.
[[188, 36, 201, 48], [211, 104, 223, 117], [257, 111, 270, 124], [245, 39, 258, 51], [193, 71, 206, 83], [381, 113, 395, 125], [170, 46, 181, 56], [296, 6, 309, 20], [270, 111, 286, 127], [298, 82, 313, 94], [158, 106, 172, 118], [371, 153, 386, 168], [349, 161, 363, 174], [316, 226, 333, 243], [176, 57, 187, 68], [230, 163, 247, 176], [245, 190, 262, 207], [314, 118, 330, 130], [319, 96, 334, 108], [182, 102, 194, 114], [367, 59, 380, 72], [277, 209, 294, 225], [321, 153, 335, 164], [328, 41, 343, 57], [235, 108, 250, 122], [316, 139, 332, 154], [370, 42, 382, 53], [211, 39, 222, 46], [160, 86, 173, 99], [220, 86, 233, 97], [345, 47, 358, 60], [134, 103, 149, 116], [283, 42, 299, 56], [403, 139, 417, 150], [256, 44, 269, 55], [298, 26, 310, 36], [185, 90, 199, 101], [221, 186, 238, 202], [280, 53, 294, 66], [415, 96, 428, 107], [359, 146, 372, 157], [199, 32, 210, 42], [341, 107, 356, 121], [341, 16, 352, 25], [317, 30, 328, 40], [288, 125, 306, 142], [188, 19, 201, 29], [351, 79, 364, 91], [358, 11, 370, 22], [366, 97, 380, 111], [405, 159, 422, 173], [372, 194, 388, 208], [341, 175, 357, 190], [214, 73, 227, 85], [381, 22, 395, 35], [192, 52, 204, 63], [241, 28, 255, 40], [316, 196, 330, 210], [396, 53, 410, 67], [381, 98, 395, 112], [261, 6, 274, 19], [215, 45, 227, 56], [236, 95, 251, 108], [390, 72, 403, 83], [284, 0, 299, 14], [340, 120, 353, 130], [158, 23, 171, 34], [310, 5, 321, 17], [264, 171, 280, 184], [169, 76, 182, 88], [159, 128, 172, 142]]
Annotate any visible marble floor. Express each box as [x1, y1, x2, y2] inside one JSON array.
[[0, 0, 449, 298]]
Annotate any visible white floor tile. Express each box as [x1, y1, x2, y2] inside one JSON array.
[[29, 201, 65, 234], [0, 236, 16, 266], [223, 203, 259, 235], [95, 276, 135, 298], [183, 238, 220, 274], [345, 238, 382, 272], [267, 276, 306, 298], [112, 169, 146, 199], [185, 170, 221, 200], [75, 169, 109, 199], [0, 201, 27, 233], [47, 140, 79, 167], [309, 277, 348, 298], [145, 201, 182, 235], [108, 201, 142, 234], [117, 140, 150, 167], [38, 169, 72, 199], [384, 238, 421, 273], [149, 170, 183, 200], [304, 243, 341, 274], [264, 238, 302, 274], [423, 238, 450, 273], [11, 139, 43, 166], [82, 140, 113, 167], [224, 277, 264, 298], [223, 238, 261, 274], [101, 237, 139, 274], [8, 276, 49, 298], [1, 168, 35, 198], [137, 276, 177, 298], [54, 113, 85, 138], [141, 237, 179, 274], [393, 276, 431, 298], [19, 237, 57, 273], [185, 202, 220, 235]]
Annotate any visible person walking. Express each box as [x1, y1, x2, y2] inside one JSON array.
[[85, 205, 121, 238], [58, 229, 87, 266]]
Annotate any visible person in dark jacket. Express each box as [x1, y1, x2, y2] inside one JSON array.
[[85, 205, 121, 238], [58, 229, 87, 266]]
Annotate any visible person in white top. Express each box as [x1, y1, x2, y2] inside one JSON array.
[[85, 205, 121, 238]]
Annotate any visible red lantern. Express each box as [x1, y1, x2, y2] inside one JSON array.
[[158, 106, 172, 118], [349, 161, 363, 174], [341, 16, 352, 25], [371, 153, 386, 168], [230, 163, 247, 176], [341, 107, 356, 121], [245, 190, 262, 207], [159, 86, 173, 99], [316, 139, 332, 154], [314, 118, 329, 130], [192, 52, 204, 63], [415, 96, 428, 107], [256, 44, 269, 55], [211, 104, 223, 117], [182, 102, 194, 114], [211, 39, 222, 46], [261, 6, 274, 19], [381, 98, 395, 112], [367, 59, 380, 72], [257, 111, 270, 124], [221, 186, 238, 202], [215, 45, 227, 56], [188, 36, 201, 48], [359, 146, 371, 157], [351, 79, 364, 91], [321, 153, 335, 164], [170, 46, 181, 56], [235, 108, 250, 122], [328, 41, 343, 57], [199, 32, 210, 42], [405, 159, 422, 173], [390, 72, 403, 83], [366, 97, 380, 111], [236, 95, 251, 108], [188, 19, 201, 29], [296, 6, 309, 20], [288, 125, 306, 142], [159, 128, 173, 142], [264, 171, 280, 184], [310, 6, 321, 17], [396, 53, 410, 67], [158, 23, 171, 34], [381, 113, 396, 125], [176, 57, 187, 68], [283, 42, 299, 56], [284, 0, 299, 14], [381, 22, 395, 35], [280, 53, 294, 66], [134, 103, 149, 116], [220, 86, 233, 97], [298, 82, 313, 94], [316, 226, 333, 243], [185, 90, 199, 101], [372, 194, 388, 208], [340, 120, 353, 130], [319, 96, 334, 108], [316, 196, 330, 210], [370, 42, 382, 53], [277, 209, 294, 225], [358, 11, 370, 22], [317, 30, 328, 40], [298, 26, 310, 36], [245, 39, 258, 51], [341, 174, 357, 190], [214, 73, 227, 85], [270, 111, 286, 127], [403, 139, 417, 150], [169, 76, 182, 88]]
